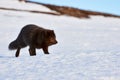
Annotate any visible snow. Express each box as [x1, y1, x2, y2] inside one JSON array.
[[0, 0, 120, 80], [0, 0, 56, 13]]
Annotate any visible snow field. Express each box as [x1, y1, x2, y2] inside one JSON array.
[[0, 0, 120, 80]]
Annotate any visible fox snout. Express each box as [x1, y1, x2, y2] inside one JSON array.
[[54, 40, 58, 44]]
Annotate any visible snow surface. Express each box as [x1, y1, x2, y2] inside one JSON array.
[[0, 0, 120, 80], [0, 0, 56, 13]]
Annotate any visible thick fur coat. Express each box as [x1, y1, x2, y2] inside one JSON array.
[[9, 24, 57, 57]]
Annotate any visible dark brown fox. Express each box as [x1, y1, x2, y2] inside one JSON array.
[[9, 24, 57, 57]]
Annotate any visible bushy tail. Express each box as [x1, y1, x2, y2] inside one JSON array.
[[9, 40, 18, 50]]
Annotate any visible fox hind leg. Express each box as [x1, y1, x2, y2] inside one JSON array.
[[15, 48, 21, 57]]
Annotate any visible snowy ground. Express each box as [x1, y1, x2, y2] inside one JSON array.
[[0, 0, 56, 13], [0, 0, 120, 80]]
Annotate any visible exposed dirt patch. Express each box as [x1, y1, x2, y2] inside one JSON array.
[[0, 7, 60, 15]]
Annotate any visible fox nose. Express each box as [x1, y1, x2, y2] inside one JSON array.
[[55, 40, 58, 44]]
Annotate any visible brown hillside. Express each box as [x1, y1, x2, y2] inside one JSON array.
[[26, 1, 120, 19]]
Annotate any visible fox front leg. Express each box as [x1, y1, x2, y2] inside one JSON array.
[[42, 46, 49, 54], [29, 46, 36, 56]]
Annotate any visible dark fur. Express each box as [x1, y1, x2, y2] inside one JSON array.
[[9, 24, 57, 57]]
